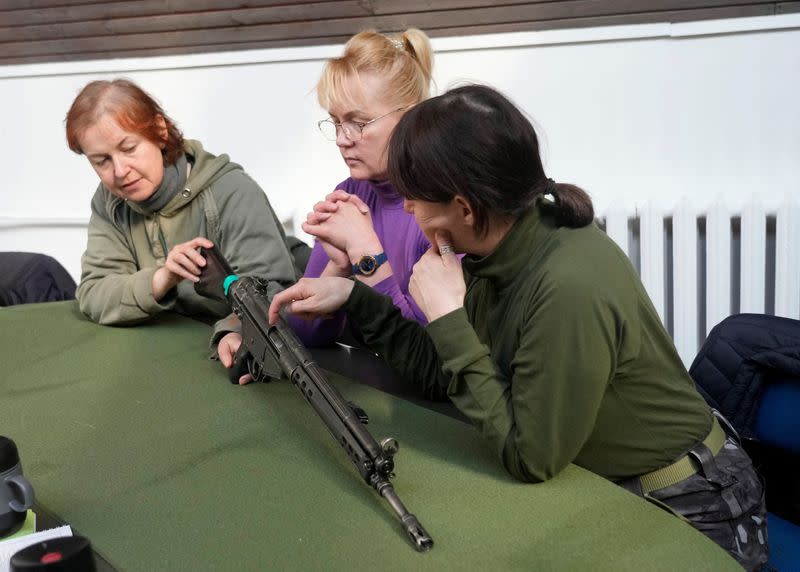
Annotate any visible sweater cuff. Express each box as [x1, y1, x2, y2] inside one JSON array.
[[132, 267, 175, 314], [211, 313, 241, 347], [343, 279, 393, 323], [426, 307, 488, 377], [207, 313, 241, 360]]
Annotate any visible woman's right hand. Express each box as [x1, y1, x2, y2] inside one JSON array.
[[152, 236, 214, 300], [409, 231, 466, 322], [268, 277, 354, 324], [217, 331, 254, 385]]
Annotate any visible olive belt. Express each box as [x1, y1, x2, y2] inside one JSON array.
[[635, 418, 727, 495]]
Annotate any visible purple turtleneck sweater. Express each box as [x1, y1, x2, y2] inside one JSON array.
[[289, 177, 430, 347]]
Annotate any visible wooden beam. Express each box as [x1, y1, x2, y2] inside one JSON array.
[[0, 0, 779, 27], [0, 0, 347, 26], [0, 1, 785, 66], [0, 3, 373, 41]]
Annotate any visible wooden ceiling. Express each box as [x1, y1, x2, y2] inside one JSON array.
[[2, 1, 798, 66]]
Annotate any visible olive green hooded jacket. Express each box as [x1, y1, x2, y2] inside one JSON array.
[[76, 139, 297, 329]]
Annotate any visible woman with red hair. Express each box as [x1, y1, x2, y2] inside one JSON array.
[[66, 78, 298, 331]]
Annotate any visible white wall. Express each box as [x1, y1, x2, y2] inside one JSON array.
[[1, 14, 798, 284]]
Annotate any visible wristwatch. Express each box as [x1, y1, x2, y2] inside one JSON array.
[[352, 253, 388, 277]]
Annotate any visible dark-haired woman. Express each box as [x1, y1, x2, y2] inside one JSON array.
[[66, 79, 297, 330], [269, 84, 768, 570]]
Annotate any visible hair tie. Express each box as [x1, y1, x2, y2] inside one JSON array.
[[544, 178, 557, 195], [389, 36, 404, 50]]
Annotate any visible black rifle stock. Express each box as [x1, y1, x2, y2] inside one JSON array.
[[195, 246, 433, 552]]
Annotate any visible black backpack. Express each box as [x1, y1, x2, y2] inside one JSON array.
[[0, 252, 76, 307], [689, 313, 800, 524]]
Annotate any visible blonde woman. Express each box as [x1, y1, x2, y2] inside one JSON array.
[[217, 29, 437, 385]]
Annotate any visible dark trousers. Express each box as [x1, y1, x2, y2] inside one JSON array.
[[620, 438, 769, 571]]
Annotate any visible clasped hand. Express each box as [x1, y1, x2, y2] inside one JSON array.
[[302, 190, 379, 274]]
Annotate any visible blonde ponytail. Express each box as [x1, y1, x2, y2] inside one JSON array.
[[317, 28, 434, 111]]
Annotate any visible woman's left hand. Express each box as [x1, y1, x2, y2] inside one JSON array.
[[217, 332, 254, 385], [409, 231, 466, 322]]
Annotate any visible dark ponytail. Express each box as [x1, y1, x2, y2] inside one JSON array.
[[547, 181, 594, 228]]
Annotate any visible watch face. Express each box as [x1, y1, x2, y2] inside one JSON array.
[[358, 256, 377, 276]]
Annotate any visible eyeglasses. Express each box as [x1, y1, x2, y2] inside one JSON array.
[[317, 107, 407, 142]]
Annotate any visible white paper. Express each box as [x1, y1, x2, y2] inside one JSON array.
[[0, 525, 72, 572]]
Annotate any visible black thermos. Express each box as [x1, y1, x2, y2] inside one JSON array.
[[1, 436, 36, 538]]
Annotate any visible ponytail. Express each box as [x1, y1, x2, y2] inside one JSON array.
[[317, 28, 434, 111], [396, 28, 433, 90], [546, 179, 594, 228]]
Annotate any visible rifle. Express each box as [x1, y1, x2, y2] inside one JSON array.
[[195, 246, 434, 552]]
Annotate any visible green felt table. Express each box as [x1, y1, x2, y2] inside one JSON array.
[[0, 301, 739, 571]]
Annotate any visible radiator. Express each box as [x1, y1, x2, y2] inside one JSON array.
[[600, 199, 800, 367]]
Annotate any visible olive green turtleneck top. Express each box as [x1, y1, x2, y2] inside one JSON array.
[[344, 201, 711, 482]]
